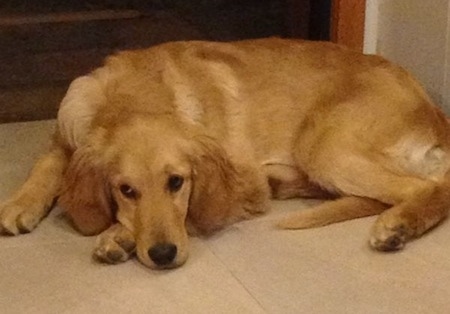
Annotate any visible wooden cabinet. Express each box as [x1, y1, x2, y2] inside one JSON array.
[[0, 7, 203, 122], [0, 1, 316, 122]]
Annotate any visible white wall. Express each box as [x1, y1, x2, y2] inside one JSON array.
[[364, 0, 450, 113]]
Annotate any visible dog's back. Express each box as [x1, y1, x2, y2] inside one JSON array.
[[60, 38, 447, 166]]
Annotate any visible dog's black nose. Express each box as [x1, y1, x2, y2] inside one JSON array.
[[148, 243, 177, 266]]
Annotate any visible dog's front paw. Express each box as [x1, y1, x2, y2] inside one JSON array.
[[0, 201, 46, 235], [369, 215, 412, 251], [93, 224, 136, 264]]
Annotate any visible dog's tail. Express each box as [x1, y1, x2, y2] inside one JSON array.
[[277, 196, 388, 229]]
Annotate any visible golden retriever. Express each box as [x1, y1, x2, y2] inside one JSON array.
[[1, 38, 450, 269]]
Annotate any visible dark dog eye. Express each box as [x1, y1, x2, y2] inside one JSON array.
[[120, 184, 137, 199], [167, 175, 184, 192]]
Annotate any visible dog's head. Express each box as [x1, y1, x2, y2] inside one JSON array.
[[59, 115, 244, 269]]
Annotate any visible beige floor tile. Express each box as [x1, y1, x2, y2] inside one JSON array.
[[0, 237, 267, 314], [0, 120, 55, 197], [206, 201, 450, 313]]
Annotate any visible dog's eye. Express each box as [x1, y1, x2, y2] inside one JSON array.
[[167, 175, 184, 192], [120, 184, 137, 199]]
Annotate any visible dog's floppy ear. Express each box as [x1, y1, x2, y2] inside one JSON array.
[[188, 136, 240, 234], [58, 146, 114, 236]]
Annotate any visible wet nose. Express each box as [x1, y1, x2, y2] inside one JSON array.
[[148, 243, 177, 266]]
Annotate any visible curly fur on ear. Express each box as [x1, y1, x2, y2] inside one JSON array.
[[188, 136, 270, 234], [58, 147, 114, 236]]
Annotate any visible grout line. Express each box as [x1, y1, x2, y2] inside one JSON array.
[[203, 241, 269, 314]]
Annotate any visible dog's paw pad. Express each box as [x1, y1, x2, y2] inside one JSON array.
[[113, 236, 136, 253], [0, 205, 23, 236], [370, 223, 408, 251], [370, 234, 405, 251], [0, 203, 44, 236], [94, 246, 129, 264], [93, 225, 136, 265], [93, 243, 130, 264], [0, 226, 18, 236], [16, 211, 44, 233]]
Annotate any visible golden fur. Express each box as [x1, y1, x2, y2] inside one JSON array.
[[1, 38, 450, 269]]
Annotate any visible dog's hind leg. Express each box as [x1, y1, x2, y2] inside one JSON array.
[[310, 153, 450, 251], [0, 140, 69, 235], [277, 196, 388, 229], [368, 177, 450, 251]]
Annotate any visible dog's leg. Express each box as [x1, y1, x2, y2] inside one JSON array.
[[368, 178, 450, 251], [0, 145, 69, 235], [308, 154, 450, 251], [277, 196, 387, 229], [93, 223, 136, 264]]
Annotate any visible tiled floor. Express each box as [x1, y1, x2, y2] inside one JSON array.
[[1, 120, 450, 314]]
